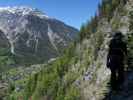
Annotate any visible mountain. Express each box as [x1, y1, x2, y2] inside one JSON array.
[[4, 0, 133, 100], [0, 30, 10, 49], [0, 6, 78, 64], [9, 0, 133, 100]]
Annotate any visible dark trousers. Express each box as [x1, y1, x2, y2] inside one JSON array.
[[110, 66, 124, 90]]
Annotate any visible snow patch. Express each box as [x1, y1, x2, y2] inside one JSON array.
[[0, 6, 49, 19]]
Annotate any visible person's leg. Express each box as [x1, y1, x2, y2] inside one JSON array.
[[118, 65, 124, 86], [110, 69, 117, 90]]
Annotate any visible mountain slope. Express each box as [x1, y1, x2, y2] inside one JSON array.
[[6, 0, 133, 100], [0, 6, 78, 64], [0, 30, 15, 72]]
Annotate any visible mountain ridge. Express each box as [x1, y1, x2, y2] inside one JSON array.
[[0, 6, 78, 64]]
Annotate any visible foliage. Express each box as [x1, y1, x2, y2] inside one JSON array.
[[0, 47, 15, 73], [91, 32, 104, 60], [8, 82, 15, 93], [20, 43, 81, 100], [79, 0, 127, 41], [129, 11, 133, 31]]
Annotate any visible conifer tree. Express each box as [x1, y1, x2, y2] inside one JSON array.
[[79, 24, 86, 41]]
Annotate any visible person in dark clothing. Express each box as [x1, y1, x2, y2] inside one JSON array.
[[107, 32, 127, 90]]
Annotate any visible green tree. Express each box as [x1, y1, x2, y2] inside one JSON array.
[[79, 24, 86, 41]]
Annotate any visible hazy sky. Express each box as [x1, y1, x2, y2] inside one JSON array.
[[0, 0, 101, 29]]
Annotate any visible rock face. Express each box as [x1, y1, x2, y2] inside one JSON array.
[[77, 1, 133, 100], [0, 6, 78, 64], [0, 30, 9, 49]]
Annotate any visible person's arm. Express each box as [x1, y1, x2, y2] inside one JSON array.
[[107, 42, 111, 68], [122, 42, 127, 56], [124, 43, 127, 56], [107, 49, 111, 62], [123, 42, 128, 69]]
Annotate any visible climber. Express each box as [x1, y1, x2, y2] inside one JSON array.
[[107, 32, 127, 90]]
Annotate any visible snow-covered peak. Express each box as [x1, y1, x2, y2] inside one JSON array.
[[0, 6, 49, 18], [0, 6, 34, 14]]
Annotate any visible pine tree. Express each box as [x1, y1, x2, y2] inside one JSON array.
[[79, 24, 86, 41]]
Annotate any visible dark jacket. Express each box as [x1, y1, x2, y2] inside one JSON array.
[[107, 38, 127, 69]]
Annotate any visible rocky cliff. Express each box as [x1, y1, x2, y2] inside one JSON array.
[[78, 0, 133, 100]]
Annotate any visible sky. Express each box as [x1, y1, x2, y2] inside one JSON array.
[[0, 0, 101, 29]]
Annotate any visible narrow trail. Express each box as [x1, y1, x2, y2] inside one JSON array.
[[103, 68, 133, 100], [103, 32, 133, 100]]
